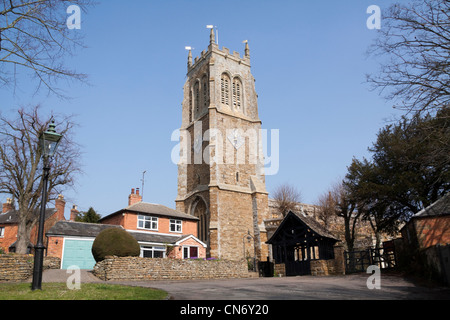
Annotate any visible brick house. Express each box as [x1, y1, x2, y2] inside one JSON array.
[[0, 195, 67, 254], [401, 192, 450, 249], [46, 188, 206, 269]]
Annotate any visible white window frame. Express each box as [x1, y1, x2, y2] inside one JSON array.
[[170, 219, 182, 233], [137, 215, 158, 231], [140, 245, 166, 258], [183, 245, 199, 259], [0, 227, 4, 238]]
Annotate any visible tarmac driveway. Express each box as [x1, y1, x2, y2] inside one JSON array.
[[114, 273, 450, 300], [39, 270, 450, 300]]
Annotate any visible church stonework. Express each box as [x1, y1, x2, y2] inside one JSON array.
[[176, 29, 270, 261]]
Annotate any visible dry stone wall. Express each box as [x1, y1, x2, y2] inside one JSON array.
[[0, 255, 60, 282], [93, 257, 254, 281]]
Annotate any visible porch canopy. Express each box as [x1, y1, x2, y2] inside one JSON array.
[[267, 211, 339, 275]]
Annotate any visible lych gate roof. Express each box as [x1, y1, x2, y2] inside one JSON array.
[[267, 210, 340, 245], [290, 211, 339, 241]]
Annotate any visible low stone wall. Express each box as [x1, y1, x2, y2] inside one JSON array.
[[310, 246, 346, 276], [0, 255, 61, 282], [274, 263, 286, 277], [0, 255, 33, 282], [310, 260, 336, 276], [93, 257, 253, 281]]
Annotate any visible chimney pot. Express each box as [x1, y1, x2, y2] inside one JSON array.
[[55, 195, 66, 221], [2, 198, 14, 214], [128, 187, 142, 206], [70, 204, 79, 222]]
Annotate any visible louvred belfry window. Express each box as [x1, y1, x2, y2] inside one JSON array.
[[221, 73, 230, 106], [233, 78, 242, 110]]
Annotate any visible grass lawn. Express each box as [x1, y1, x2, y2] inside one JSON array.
[[0, 283, 168, 300]]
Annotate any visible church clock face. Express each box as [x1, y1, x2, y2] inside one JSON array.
[[227, 129, 244, 150]]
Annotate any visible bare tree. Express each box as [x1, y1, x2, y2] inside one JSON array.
[[0, 0, 94, 97], [318, 181, 361, 252], [272, 184, 302, 218], [0, 106, 82, 254], [316, 191, 335, 228], [367, 0, 450, 116]]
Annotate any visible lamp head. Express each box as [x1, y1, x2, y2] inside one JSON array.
[[39, 120, 62, 158]]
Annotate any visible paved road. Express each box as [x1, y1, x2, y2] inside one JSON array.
[[39, 269, 450, 300]]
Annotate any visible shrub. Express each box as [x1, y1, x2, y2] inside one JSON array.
[[92, 228, 140, 262]]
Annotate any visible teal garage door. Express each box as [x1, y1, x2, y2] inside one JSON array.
[[62, 239, 96, 270]]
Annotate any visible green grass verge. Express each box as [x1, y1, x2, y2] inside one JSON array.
[[0, 283, 168, 300]]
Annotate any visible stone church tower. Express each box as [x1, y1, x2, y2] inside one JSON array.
[[176, 29, 269, 261]]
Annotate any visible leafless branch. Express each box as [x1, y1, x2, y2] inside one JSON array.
[[0, 0, 94, 98], [367, 0, 450, 116]]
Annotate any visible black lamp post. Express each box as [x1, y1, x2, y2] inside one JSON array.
[[31, 120, 62, 291]]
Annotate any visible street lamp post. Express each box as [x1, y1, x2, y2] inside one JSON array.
[[31, 120, 62, 291]]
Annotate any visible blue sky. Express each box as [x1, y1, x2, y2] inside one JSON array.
[[0, 0, 402, 218]]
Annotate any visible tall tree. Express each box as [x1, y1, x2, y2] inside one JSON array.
[[367, 0, 450, 116], [345, 158, 400, 248], [345, 110, 449, 246], [0, 0, 93, 97], [370, 108, 450, 211], [0, 106, 81, 253]]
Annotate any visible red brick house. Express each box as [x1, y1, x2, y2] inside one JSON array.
[[0, 195, 67, 254], [401, 192, 450, 249], [46, 189, 206, 269]]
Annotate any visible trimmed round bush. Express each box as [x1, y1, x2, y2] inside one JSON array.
[[92, 228, 140, 262]]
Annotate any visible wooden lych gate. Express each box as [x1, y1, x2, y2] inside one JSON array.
[[267, 211, 339, 276]]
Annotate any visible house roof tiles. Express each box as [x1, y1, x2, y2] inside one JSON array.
[[46, 221, 200, 245], [100, 202, 199, 222], [413, 192, 450, 218], [46, 220, 122, 238], [0, 208, 57, 225]]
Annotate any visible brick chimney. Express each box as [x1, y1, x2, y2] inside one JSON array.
[[128, 188, 142, 206], [55, 194, 66, 221], [2, 198, 14, 213], [70, 205, 79, 222]]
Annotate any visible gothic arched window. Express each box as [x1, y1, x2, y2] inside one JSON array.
[[221, 73, 230, 106], [233, 77, 242, 111], [192, 197, 208, 244]]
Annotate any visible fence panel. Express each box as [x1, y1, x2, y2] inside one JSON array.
[[345, 247, 397, 274]]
